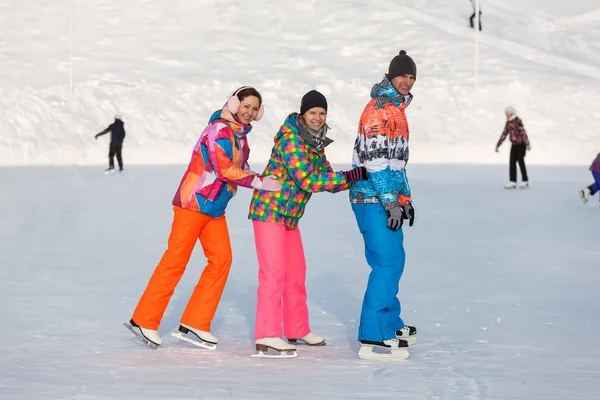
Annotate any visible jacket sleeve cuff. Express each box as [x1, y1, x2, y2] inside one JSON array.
[[399, 195, 412, 206]]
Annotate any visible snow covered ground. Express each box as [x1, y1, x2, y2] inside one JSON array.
[[1, 0, 600, 165], [1, 165, 599, 399]]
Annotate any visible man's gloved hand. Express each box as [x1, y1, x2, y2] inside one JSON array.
[[402, 203, 415, 227], [386, 205, 404, 231]]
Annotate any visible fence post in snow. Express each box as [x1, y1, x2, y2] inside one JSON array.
[[474, 0, 480, 91], [69, 0, 74, 96]]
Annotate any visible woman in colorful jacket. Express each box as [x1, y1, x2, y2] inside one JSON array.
[[580, 151, 600, 206], [349, 50, 418, 359], [248, 90, 367, 355], [127, 87, 282, 348]]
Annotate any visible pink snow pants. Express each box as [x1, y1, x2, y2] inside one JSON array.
[[253, 220, 310, 340]]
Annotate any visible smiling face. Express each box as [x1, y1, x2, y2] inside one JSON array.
[[301, 107, 327, 130], [390, 74, 416, 95], [236, 95, 261, 124]]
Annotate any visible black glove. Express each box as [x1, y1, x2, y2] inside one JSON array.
[[342, 166, 367, 183], [402, 203, 415, 227], [386, 205, 404, 231]]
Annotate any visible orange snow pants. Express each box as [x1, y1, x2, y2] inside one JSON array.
[[132, 206, 232, 331]]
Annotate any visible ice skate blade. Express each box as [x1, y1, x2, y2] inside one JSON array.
[[288, 338, 326, 346], [123, 322, 158, 349], [358, 345, 409, 360], [251, 350, 297, 359], [171, 332, 217, 350]]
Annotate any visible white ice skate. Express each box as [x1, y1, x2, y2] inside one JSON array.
[[395, 325, 417, 345], [252, 337, 297, 359], [503, 181, 517, 189], [124, 319, 161, 348], [104, 168, 116, 175], [171, 324, 218, 350], [358, 338, 409, 361], [288, 332, 325, 346], [518, 181, 529, 189], [580, 188, 591, 204]]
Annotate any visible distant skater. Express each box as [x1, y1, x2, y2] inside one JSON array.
[[469, 0, 482, 30], [495, 106, 531, 189], [95, 115, 126, 174], [579, 150, 600, 208]]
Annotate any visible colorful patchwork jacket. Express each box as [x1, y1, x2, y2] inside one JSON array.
[[248, 113, 349, 229], [349, 76, 413, 210], [591, 151, 600, 173], [172, 107, 260, 218]]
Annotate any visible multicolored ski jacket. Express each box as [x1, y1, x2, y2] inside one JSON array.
[[496, 116, 530, 147], [248, 113, 349, 229], [349, 76, 413, 210], [591, 152, 600, 173], [172, 107, 260, 218]]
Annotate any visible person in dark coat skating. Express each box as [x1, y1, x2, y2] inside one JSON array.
[[95, 115, 126, 173]]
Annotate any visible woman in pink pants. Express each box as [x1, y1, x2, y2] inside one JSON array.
[[248, 90, 368, 354]]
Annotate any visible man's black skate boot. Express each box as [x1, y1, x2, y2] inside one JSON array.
[[395, 325, 417, 337], [395, 325, 417, 344]]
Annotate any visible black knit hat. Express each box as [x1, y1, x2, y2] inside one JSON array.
[[388, 50, 417, 80], [300, 90, 328, 115]]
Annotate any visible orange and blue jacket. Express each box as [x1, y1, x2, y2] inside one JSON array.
[[350, 76, 413, 210]]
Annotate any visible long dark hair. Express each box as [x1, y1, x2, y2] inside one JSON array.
[[234, 87, 262, 106]]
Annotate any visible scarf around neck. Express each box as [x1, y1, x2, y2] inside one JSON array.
[[298, 116, 332, 151]]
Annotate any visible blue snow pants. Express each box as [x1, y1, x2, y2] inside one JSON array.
[[352, 203, 406, 342], [590, 171, 600, 195]]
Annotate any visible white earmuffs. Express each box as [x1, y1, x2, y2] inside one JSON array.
[[227, 86, 264, 121]]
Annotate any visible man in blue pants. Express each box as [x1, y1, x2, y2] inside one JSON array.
[[349, 50, 418, 359]]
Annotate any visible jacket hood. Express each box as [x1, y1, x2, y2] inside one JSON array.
[[371, 75, 413, 108]]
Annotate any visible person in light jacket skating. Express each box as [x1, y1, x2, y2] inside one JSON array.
[[495, 106, 532, 189]]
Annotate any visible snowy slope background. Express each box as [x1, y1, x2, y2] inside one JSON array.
[[2, 1, 600, 399], [1, 0, 599, 165]]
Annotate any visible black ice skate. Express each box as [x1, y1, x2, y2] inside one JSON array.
[[395, 325, 417, 345]]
